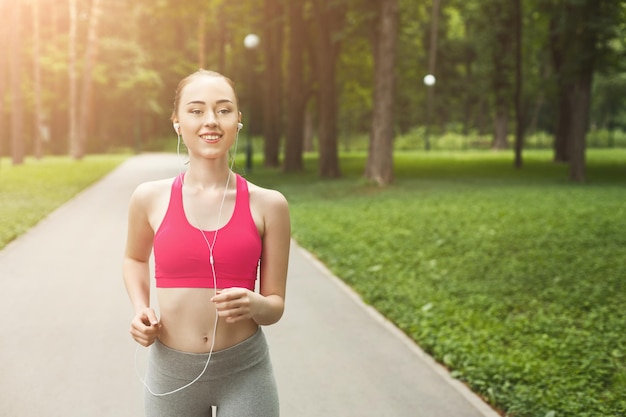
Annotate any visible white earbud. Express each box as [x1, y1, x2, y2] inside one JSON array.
[[237, 122, 243, 131]]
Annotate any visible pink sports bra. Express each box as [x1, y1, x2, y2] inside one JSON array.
[[153, 173, 261, 290]]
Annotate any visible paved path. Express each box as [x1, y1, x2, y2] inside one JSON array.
[[0, 154, 499, 417]]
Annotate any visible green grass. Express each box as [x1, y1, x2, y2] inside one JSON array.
[[0, 154, 129, 250], [245, 149, 626, 417], [1, 149, 624, 416]]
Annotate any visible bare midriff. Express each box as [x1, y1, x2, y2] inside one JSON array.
[[156, 287, 258, 354]]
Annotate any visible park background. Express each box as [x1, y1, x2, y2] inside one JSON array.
[[1, 0, 625, 416]]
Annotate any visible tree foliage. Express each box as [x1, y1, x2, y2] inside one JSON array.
[[1, 0, 625, 182]]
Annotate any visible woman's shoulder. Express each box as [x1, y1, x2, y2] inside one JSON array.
[[244, 179, 290, 238], [245, 179, 288, 209], [130, 177, 176, 206]]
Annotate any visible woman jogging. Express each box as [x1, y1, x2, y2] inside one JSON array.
[[123, 69, 290, 417]]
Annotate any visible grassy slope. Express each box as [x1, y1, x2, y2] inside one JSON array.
[[248, 149, 626, 417], [0, 155, 129, 250]]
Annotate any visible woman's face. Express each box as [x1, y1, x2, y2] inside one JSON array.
[[175, 75, 241, 160]]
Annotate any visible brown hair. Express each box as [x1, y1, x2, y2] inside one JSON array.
[[170, 69, 239, 122]]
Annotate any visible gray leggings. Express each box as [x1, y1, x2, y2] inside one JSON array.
[[144, 328, 279, 417]]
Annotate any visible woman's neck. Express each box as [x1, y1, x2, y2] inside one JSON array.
[[183, 160, 232, 191]]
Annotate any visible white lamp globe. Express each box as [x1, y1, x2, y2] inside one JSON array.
[[423, 74, 436, 86], [244, 34, 260, 50]]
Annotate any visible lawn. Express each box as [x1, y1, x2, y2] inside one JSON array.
[[0, 149, 623, 416], [247, 149, 626, 417], [0, 154, 129, 250]]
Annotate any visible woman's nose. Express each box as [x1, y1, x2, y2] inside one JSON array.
[[203, 112, 218, 126]]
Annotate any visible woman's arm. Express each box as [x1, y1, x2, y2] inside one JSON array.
[[212, 188, 290, 325], [254, 188, 290, 325], [123, 185, 161, 346]]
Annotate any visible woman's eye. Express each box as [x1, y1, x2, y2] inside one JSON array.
[[190, 109, 203, 115], [217, 108, 232, 115]]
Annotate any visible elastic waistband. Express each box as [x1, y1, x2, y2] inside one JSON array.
[[149, 328, 268, 381]]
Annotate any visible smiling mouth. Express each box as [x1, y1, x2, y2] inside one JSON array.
[[200, 134, 221, 141]]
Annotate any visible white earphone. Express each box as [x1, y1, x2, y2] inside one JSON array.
[[139, 116, 243, 398]]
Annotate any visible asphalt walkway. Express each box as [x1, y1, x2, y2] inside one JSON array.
[[0, 153, 500, 417]]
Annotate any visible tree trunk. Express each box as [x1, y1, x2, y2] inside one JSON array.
[[262, 0, 283, 168], [316, 56, 341, 178], [461, 18, 474, 137], [10, 0, 24, 165], [284, 0, 307, 172], [365, 0, 398, 186], [492, 101, 509, 150], [48, 3, 63, 154], [77, 0, 102, 159], [553, 86, 571, 162], [33, 0, 44, 159], [513, 0, 523, 168], [68, 0, 78, 158], [549, 14, 570, 162], [550, 0, 600, 179], [303, 109, 315, 152], [567, 1, 598, 183], [0, 1, 7, 157], [568, 73, 592, 182], [486, 0, 514, 151], [312, 0, 344, 178]]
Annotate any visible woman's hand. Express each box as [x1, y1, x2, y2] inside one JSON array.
[[129, 307, 161, 347], [211, 288, 260, 324]]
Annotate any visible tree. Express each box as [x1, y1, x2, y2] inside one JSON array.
[[364, 0, 399, 185], [513, 0, 524, 168], [68, 0, 78, 158], [565, 3, 595, 182], [10, 0, 24, 165], [484, 0, 515, 150], [3, 0, 626, 176], [311, 0, 346, 178], [0, 1, 7, 157], [46, 1, 69, 155], [547, 0, 625, 182], [283, 0, 308, 172], [76, 0, 103, 160], [549, 7, 573, 164], [33, 0, 44, 159], [262, 0, 284, 168]]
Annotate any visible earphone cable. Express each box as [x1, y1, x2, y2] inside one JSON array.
[[134, 128, 240, 396]]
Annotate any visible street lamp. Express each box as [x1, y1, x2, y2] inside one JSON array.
[[243, 34, 260, 171], [423, 74, 436, 151]]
